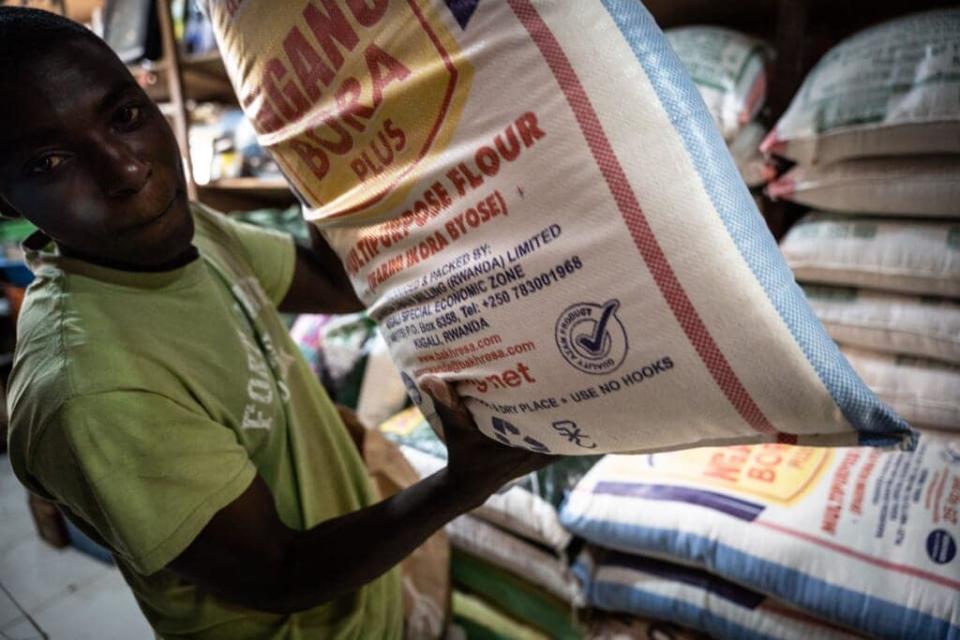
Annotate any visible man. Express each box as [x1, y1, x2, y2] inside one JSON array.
[[1, 8, 550, 639]]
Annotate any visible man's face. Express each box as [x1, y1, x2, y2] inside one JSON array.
[[0, 39, 193, 269]]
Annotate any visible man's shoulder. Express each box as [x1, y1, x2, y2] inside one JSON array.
[[7, 270, 198, 442], [190, 202, 244, 257], [7, 276, 77, 440], [188, 201, 297, 309]]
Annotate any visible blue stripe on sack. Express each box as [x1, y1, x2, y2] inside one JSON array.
[[602, 549, 767, 608], [593, 481, 766, 521], [560, 513, 959, 639], [597, 0, 912, 445], [586, 578, 780, 640]]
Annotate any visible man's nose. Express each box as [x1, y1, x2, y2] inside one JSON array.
[[93, 137, 151, 197]]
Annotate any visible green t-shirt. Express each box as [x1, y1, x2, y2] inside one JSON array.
[[6, 204, 402, 640]]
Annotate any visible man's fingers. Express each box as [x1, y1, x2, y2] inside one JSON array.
[[419, 376, 459, 409], [420, 376, 474, 431]]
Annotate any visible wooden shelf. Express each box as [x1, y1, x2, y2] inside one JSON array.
[[131, 51, 235, 105]]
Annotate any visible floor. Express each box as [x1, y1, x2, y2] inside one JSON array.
[[0, 454, 154, 640]]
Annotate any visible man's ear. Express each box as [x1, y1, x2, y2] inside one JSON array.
[[0, 192, 21, 219]]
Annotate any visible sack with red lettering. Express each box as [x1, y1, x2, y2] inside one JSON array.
[[560, 437, 960, 638], [202, 0, 913, 454]]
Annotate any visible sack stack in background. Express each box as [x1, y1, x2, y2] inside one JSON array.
[[573, 546, 863, 640], [378, 407, 596, 639], [666, 26, 771, 188], [761, 9, 960, 165], [768, 8, 960, 433], [560, 437, 960, 638], [781, 218, 960, 431]]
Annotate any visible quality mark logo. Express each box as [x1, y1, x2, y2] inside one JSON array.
[[555, 298, 628, 375]]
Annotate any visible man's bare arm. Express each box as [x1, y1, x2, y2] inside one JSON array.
[[278, 224, 363, 314], [168, 379, 552, 614]]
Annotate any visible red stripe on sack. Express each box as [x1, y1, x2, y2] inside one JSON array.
[[508, 0, 787, 439], [756, 520, 960, 591]]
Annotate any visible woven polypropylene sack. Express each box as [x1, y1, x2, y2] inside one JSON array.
[[782, 214, 960, 298], [763, 8, 960, 164], [842, 347, 960, 432], [203, 0, 913, 454], [665, 26, 771, 142], [803, 285, 960, 365], [574, 547, 862, 640], [447, 514, 582, 604], [768, 156, 960, 218], [560, 437, 960, 638]]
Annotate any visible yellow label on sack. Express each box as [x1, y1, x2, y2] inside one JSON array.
[[211, 0, 474, 221], [606, 445, 833, 506], [662, 445, 833, 505]]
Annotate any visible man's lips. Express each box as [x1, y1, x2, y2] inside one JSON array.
[[124, 190, 182, 232]]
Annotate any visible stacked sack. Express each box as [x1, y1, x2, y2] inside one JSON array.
[[766, 7, 960, 434], [564, 15, 960, 619], [378, 407, 596, 639], [378, 407, 719, 639], [560, 436, 960, 638], [666, 25, 772, 189]]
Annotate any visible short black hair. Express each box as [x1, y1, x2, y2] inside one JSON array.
[[0, 8, 126, 220], [0, 6, 112, 68]]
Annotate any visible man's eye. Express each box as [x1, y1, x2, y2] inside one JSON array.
[[116, 105, 144, 127], [26, 154, 67, 175]]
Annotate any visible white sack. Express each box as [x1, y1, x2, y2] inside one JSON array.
[[842, 347, 960, 431], [665, 26, 770, 141], [803, 285, 960, 365], [763, 8, 960, 164], [768, 156, 960, 218], [561, 435, 960, 638], [782, 214, 960, 297]]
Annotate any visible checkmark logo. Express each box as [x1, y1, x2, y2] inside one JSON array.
[[576, 299, 619, 355], [555, 298, 629, 375]]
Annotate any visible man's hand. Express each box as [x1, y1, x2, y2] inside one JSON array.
[[420, 376, 554, 506]]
